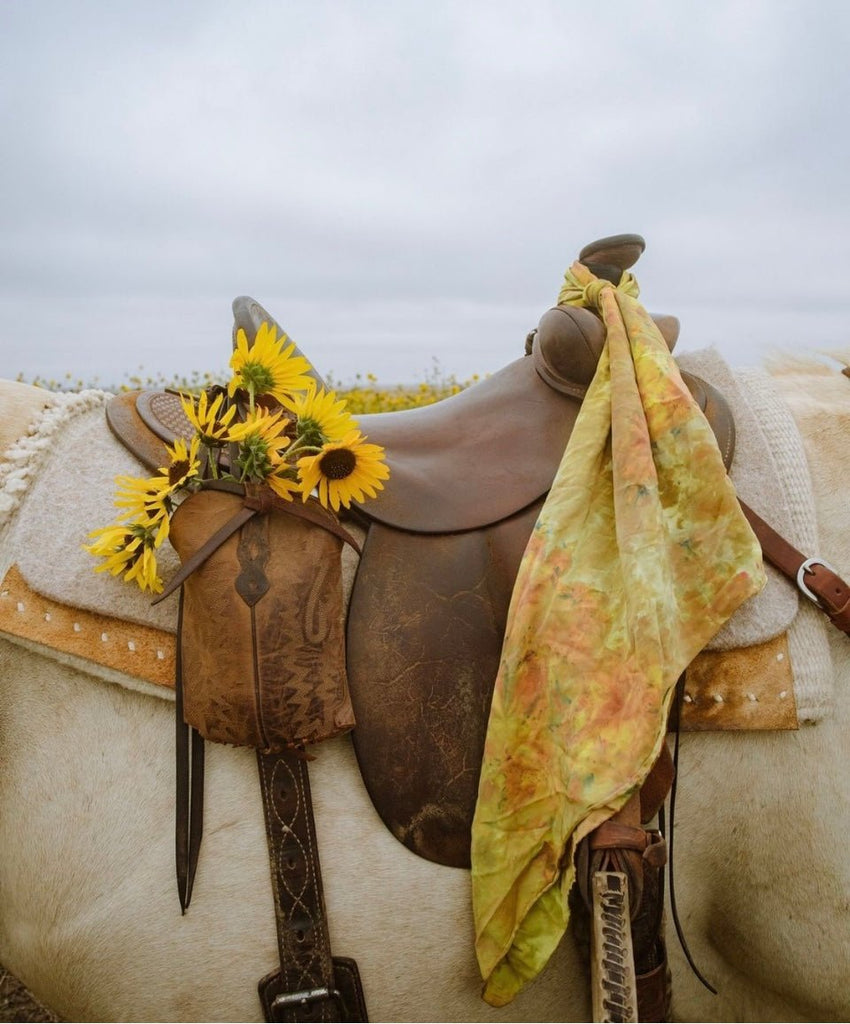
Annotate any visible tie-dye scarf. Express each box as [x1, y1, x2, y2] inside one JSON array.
[[471, 263, 765, 1005]]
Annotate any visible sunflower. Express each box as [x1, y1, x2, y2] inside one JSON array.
[[297, 429, 390, 511], [180, 390, 237, 448], [122, 542, 162, 593], [112, 475, 173, 539], [228, 322, 314, 411], [289, 385, 357, 450], [163, 435, 202, 491], [226, 408, 291, 482], [84, 517, 165, 593]]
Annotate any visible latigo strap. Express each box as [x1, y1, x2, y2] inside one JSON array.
[[740, 500, 850, 637]]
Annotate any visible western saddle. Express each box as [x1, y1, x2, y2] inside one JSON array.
[[106, 233, 850, 1023]]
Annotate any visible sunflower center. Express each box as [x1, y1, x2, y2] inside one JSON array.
[[169, 459, 190, 487], [319, 448, 357, 480], [240, 361, 276, 394]]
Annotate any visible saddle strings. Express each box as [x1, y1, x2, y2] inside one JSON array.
[[661, 671, 717, 995], [174, 587, 205, 914]]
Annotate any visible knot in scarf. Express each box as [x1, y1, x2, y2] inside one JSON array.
[[470, 261, 765, 1007], [557, 264, 640, 311]]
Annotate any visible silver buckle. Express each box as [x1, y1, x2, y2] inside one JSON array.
[[796, 557, 838, 605], [272, 987, 344, 1015]]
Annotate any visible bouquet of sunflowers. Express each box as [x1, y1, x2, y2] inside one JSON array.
[[86, 322, 389, 594]]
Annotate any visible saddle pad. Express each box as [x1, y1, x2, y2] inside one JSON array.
[[0, 401, 182, 636], [676, 355, 833, 722], [677, 351, 804, 650], [0, 368, 830, 725], [0, 552, 800, 735]]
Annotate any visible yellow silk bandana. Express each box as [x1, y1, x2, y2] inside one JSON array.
[[471, 263, 766, 1006]]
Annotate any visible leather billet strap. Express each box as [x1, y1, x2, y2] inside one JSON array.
[[256, 749, 367, 1023], [153, 481, 360, 606], [740, 500, 850, 636]]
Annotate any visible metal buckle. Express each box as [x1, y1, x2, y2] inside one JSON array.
[[271, 986, 344, 1015], [796, 557, 838, 606]]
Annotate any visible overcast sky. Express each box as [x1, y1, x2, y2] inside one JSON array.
[[2, 1, 849, 388]]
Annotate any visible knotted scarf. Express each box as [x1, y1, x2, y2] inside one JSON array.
[[470, 263, 766, 1006]]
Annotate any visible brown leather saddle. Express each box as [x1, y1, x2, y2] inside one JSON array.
[[107, 236, 735, 875]]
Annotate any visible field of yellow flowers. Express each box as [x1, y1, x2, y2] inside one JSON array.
[[19, 364, 481, 413]]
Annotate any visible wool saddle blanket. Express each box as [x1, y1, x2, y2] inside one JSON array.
[[0, 355, 832, 731]]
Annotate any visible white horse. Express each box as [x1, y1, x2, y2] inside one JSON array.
[[0, 354, 849, 1024]]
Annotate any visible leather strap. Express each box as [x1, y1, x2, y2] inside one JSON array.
[[740, 500, 850, 636], [255, 749, 367, 1022], [635, 956, 671, 1024], [590, 822, 667, 870], [153, 485, 361, 606], [639, 741, 674, 823], [175, 588, 205, 914]]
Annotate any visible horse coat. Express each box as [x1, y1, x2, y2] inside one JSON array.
[[0, 318, 848, 1020]]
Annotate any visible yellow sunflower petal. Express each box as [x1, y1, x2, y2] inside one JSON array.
[[84, 515, 165, 593], [181, 390, 237, 444], [267, 470, 300, 502]]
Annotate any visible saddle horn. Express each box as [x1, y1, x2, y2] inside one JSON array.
[[579, 232, 646, 283], [529, 234, 680, 397]]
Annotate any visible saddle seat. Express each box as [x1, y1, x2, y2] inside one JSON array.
[[351, 355, 581, 534], [352, 305, 733, 534]]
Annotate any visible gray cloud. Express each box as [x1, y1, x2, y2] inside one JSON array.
[[2, 0, 849, 385]]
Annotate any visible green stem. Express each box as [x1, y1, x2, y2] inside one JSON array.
[[202, 444, 219, 479], [286, 437, 322, 457]]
